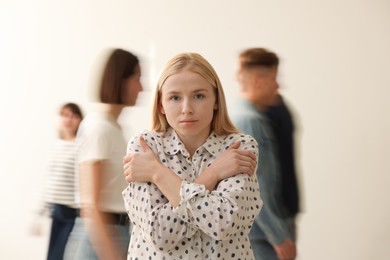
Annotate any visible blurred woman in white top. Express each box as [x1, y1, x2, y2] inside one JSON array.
[[64, 48, 143, 260]]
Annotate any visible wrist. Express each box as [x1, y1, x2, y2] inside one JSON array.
[[151, 163, 169, 184], [194, 167, 219, 191], [206, 164, 220, 184]]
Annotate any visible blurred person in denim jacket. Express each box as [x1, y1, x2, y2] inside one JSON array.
[[231, 48, 297, 260]]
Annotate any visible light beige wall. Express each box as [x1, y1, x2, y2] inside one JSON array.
[[1, 0, 389, 259]]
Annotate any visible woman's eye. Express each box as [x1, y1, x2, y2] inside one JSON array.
[[194, 94, 205, 100], [170, 95, 180, 101]]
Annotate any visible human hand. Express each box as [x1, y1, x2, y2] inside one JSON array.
[[208, 141, 257, 182], [29, 216, 44, 236], [273, 239, 296, 260], [123, 136, 163, 183]]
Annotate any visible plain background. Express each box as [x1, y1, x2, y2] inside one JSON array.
[[1, 1, 389, 259]]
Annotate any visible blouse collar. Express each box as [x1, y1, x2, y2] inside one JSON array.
[[162, 128, 225, 159]]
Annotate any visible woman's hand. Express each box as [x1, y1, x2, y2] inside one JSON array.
[[195, 141, 257, 190], [123, 136, 163, 183], [212, 141, 257, 181], [123, 136, 183, 206]]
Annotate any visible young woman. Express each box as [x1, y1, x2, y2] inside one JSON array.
[[64, 48, 143, 260], [32, 102, 83, 260], [122, 52, 262, 259]]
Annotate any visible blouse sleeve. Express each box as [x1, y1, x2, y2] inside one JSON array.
[[122, 133, 198, 253], [173, 135, 262, 240]]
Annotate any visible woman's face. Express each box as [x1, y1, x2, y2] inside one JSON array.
[[160, 69, 217, 143], [121, 65, 143, 106], [60, 108, 81, 136]]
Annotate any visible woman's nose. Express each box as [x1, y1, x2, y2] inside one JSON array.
[[181, 100, 194, 114]]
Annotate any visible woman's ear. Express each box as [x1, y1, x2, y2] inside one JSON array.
[[159, 104, 165, 114], [214, 103, 218, 110]]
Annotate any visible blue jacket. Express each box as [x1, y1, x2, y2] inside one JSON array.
[[231, 99, 293, 245]]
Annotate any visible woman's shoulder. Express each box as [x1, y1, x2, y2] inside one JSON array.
[[224, 132, 257, 141], [127, 130, 165, 149], [78, 113, 114, 134], [129, 130, 164, 140], [224, 132, 259, 149]]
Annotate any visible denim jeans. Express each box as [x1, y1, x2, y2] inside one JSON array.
[[47, 204, 77, 260], [251, 239, 278, 260], [63, 217, 130, 260]]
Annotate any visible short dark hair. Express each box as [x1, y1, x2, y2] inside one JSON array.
[[100, 48, 139, 104], [60, 102, 83, 119], [239, 48, 279, 69], [59, 102, 83, 138]]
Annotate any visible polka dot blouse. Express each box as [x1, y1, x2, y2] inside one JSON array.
[[122, 128, 262, 259]]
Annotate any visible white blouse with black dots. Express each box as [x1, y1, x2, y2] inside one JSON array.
[[122, 128, 262, 260]]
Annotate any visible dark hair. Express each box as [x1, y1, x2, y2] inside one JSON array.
[[239, 48, 279, 69], [99, 48, 139, 104], [60, 102, 83, 119], [59, 102, 83, 139]]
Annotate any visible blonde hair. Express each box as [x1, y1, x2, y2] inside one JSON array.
[[151, 52, 238, 135]]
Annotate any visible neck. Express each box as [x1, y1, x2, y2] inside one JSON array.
[[99, 103, 124, 121], [241, 93, 266, 111], [253, 102, 266, 111], [177, 132, 209, 158], [62, 132, 76, 141]]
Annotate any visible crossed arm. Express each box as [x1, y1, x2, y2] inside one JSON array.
[[122, 135, 261, 252]]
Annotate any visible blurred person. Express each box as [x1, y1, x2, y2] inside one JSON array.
[[122, 52, 262, 259], [231, 48, 297, 260], [31, 102, 83, 260], [266, 93, 300, 227], [64, 48, 143, 260]]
